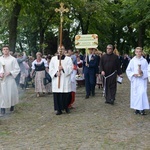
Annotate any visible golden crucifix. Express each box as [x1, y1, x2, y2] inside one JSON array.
[[55, 2, 69, 88], [114, 43, 117, 49], [114, 43, 119, 56]]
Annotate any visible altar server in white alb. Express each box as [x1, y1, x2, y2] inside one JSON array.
[[126, 47, 149, 115], [0, 46, 20, 116], [49, 46, 73, 115], [148, 63, 150, 82]]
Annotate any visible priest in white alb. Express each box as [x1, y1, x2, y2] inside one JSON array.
[[0, 46, 20, 116], [126, 47, 150, 115]]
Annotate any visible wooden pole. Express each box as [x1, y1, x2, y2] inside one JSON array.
[[55, 3, 69, 88], [58, 21, 62, 88], [86, 48, 88, 66]]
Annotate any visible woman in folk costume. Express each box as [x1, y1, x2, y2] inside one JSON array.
[[0, 46, 20, 116], [126, 47, 150, 115], [49, 46, 73, 115], [31, 52, 48, 97]]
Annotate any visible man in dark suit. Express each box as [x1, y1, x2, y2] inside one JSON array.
[[83, 48, 98, 99]]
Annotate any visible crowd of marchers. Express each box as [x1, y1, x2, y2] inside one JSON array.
[[0, 45, 150, 116]]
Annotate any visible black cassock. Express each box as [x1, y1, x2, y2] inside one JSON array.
[[53, 92, 71, 112], [52, 55, 71, 113]]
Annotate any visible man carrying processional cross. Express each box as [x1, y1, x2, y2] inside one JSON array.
[[49, 46, 73, 115], [49, 3, 73, 115]]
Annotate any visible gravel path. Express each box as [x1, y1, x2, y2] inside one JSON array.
[[0, 74, 150, 150]]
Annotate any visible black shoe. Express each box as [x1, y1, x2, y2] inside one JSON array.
[[10, 106, 14, 112], [56, 111, 62, 115], [20, 84, 24, 89], [65, 108, 70, 114], [1, 108, 5, 114], [85, 95, 89, 99], [140, 110, 147, 115], [110, 99, 114, 105], [92, 93, 95, 96], [105, 100, 112, 104], [109, 102, 114, 105], [134, 110, 140, 114]]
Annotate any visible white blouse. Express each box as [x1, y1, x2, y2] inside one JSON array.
[[31, 58, 48, 70]]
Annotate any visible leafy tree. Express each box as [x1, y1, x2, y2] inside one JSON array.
[[120, 0, 150, 50], [0, 0, 150, 55]]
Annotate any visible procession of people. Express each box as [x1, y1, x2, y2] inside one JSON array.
[[0, 45, 150, 117]]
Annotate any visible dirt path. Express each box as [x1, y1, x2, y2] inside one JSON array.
[[0, 74, 150, 150]]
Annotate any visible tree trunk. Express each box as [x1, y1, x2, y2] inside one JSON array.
[[8, 2, 21, 53], [79, 13, 90, 34], [39, 28, 45, 54], [27, 31, 38, 57], [19, 41, 23, 51], [138, 24, 145, 47]]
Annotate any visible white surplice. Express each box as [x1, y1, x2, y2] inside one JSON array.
[[71, 69, 77, 92], [49, 56, 73, 93], [126, 56, 150, 110], [0, 55, 20, 108], [148, 63, 150, 82]]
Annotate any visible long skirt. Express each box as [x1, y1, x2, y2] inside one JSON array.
[[34, 70, 46, 93]]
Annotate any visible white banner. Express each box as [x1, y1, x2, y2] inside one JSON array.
[[75, 34, 98, 49]]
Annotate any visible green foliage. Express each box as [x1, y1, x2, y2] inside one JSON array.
[[0, 0, 150, 55]]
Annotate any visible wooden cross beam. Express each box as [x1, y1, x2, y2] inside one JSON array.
[[55, 2, 69, 48], [55, 3, 69, 88], [55, 2, 69, 17]]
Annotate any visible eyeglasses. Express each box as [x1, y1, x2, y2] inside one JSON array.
[[107, 48, 112, 50]]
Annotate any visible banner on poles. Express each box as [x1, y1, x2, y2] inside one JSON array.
[[75, 34, 98, 49]]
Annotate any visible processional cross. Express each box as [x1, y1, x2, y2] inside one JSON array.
[[55, 3, 69, 88]]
